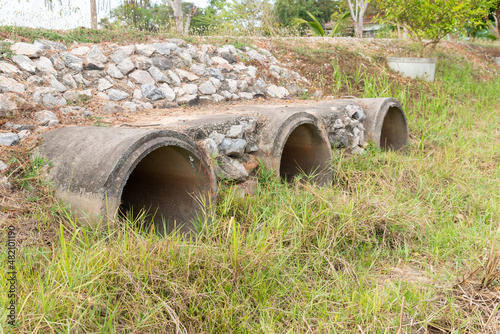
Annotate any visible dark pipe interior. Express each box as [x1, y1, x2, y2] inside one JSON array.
[[119, 146, 211, 234], [380, 106, 408, 150], [279, 124, 331, 184]]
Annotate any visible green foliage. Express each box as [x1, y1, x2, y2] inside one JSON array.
[[0, 41, 13, 59], [273, 0, 340, 27], [377, 0, 496, 56], [292, 11, 325, 37]]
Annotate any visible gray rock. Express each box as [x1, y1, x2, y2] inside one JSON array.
[[12, 55, 36, 74], [84, 59, 105, 71], [44, 94, 66, 107], [174, 86, 185, 97], [0, 176, 12, 190], [0, 93, 20, 115], [133, 89, 142, 100], [87, 46, 107, 63], [123, 101, 140, 112], [136, 44, 155, 57], [0, 76, 25, 94], [175, 69, 199, 82], [220, 52, 237, 64], [266, 85, 289, 98], [216, 156, 248, 181], [142, 84, 165, 101], [50, 54, 65, 71], [97, 92, 109, 100], [239, 92, 254, 100], [238, 80, 249, 92], [97, 78, 113, 91], [117, 58, 135, 75], [151, 57, 172, 70], [62, 73, 77, 89], [106, 64, 124, 79], [35, 39, 66, 51], [247, 66, 257, 78], [73, 73, 90, 86], [220, 90, 232, 100], [18, 130, 30, 141], [158, 83, 176, 102], [346, 104, 366, 121], [226, 79, 238, 93], [110, 49, 128, 64], [0, 62, 20, 74], [182, 83, 198, 95], [107, 89, 129, 101], [176, 94, 198, 105], [119, 45, 136, 56], [190, 63, 207, 76], [329, 129, 349, 148], [178, 51, 192, 64], [211, 56, 229, 65], [11, 42, 44, 58], [134, 56, 152, 70], [211, 93, 225, 103], [226, 125, 243, 138], [199, 81, 216, 95], [50, 78, 67, 93], [0, 133, 19, 146], [70, 46, 90, 56], [103, 103, 124, 113], [27, 75, 44, 86], [153, 43, 177, 55], [35, 57, 57, 75], [219, 138, 246, 158], [35, 110, 59, 126], [61, 53, 83, 72], [129, 70, 155, 85], [63, 91, 79, 102], [148, 66, 170, 83], [167, 70, 181, 86], [247, 49, 265, 61], [201, 138, 219, 158], [209, 131, 225, 145], [0, 160, 8, 171]]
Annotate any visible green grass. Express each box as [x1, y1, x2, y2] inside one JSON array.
[[1, 42, 500, 333]]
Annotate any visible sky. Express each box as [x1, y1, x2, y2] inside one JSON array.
[[0, 0, 210, 30]]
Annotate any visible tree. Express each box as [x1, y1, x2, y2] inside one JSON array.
[[165, 0, 197, 34], [346, 0, 370, 38], [90, 0, 97, 29], [377, 0, 496, 56]]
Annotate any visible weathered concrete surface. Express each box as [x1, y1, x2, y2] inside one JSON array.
[[39, 126, 216, 233], [37, 98, 409, 233]]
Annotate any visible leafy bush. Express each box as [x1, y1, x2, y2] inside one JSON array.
[[377, 0, 495, 56]]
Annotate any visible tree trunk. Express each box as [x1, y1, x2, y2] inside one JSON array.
[[347, 0, 369, 38], [166, 0, 185, 34], [90, 0, 97, 29], [184, 6, 197, 35]]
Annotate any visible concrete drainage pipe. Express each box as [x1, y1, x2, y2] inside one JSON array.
[[39, 126, 216, 234], [357, 98, 409, 150], [256, 111, 333, 185]]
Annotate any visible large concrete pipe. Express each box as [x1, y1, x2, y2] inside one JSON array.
[[243, 108, 333, 185], [356, 98, 408, 150], [39, 126, 216, 234]]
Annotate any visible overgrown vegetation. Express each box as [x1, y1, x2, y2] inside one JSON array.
[[0, 36, 499, 332]]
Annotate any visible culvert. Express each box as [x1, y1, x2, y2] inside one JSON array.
[[255, 111, 333, 185], [357, 98, 409, 150], [39, 126, 216, 233]]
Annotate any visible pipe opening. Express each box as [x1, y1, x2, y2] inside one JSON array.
[[380, 106, 408, 150], [279, 124, 331, 184], [119, 145, 211, 234]]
